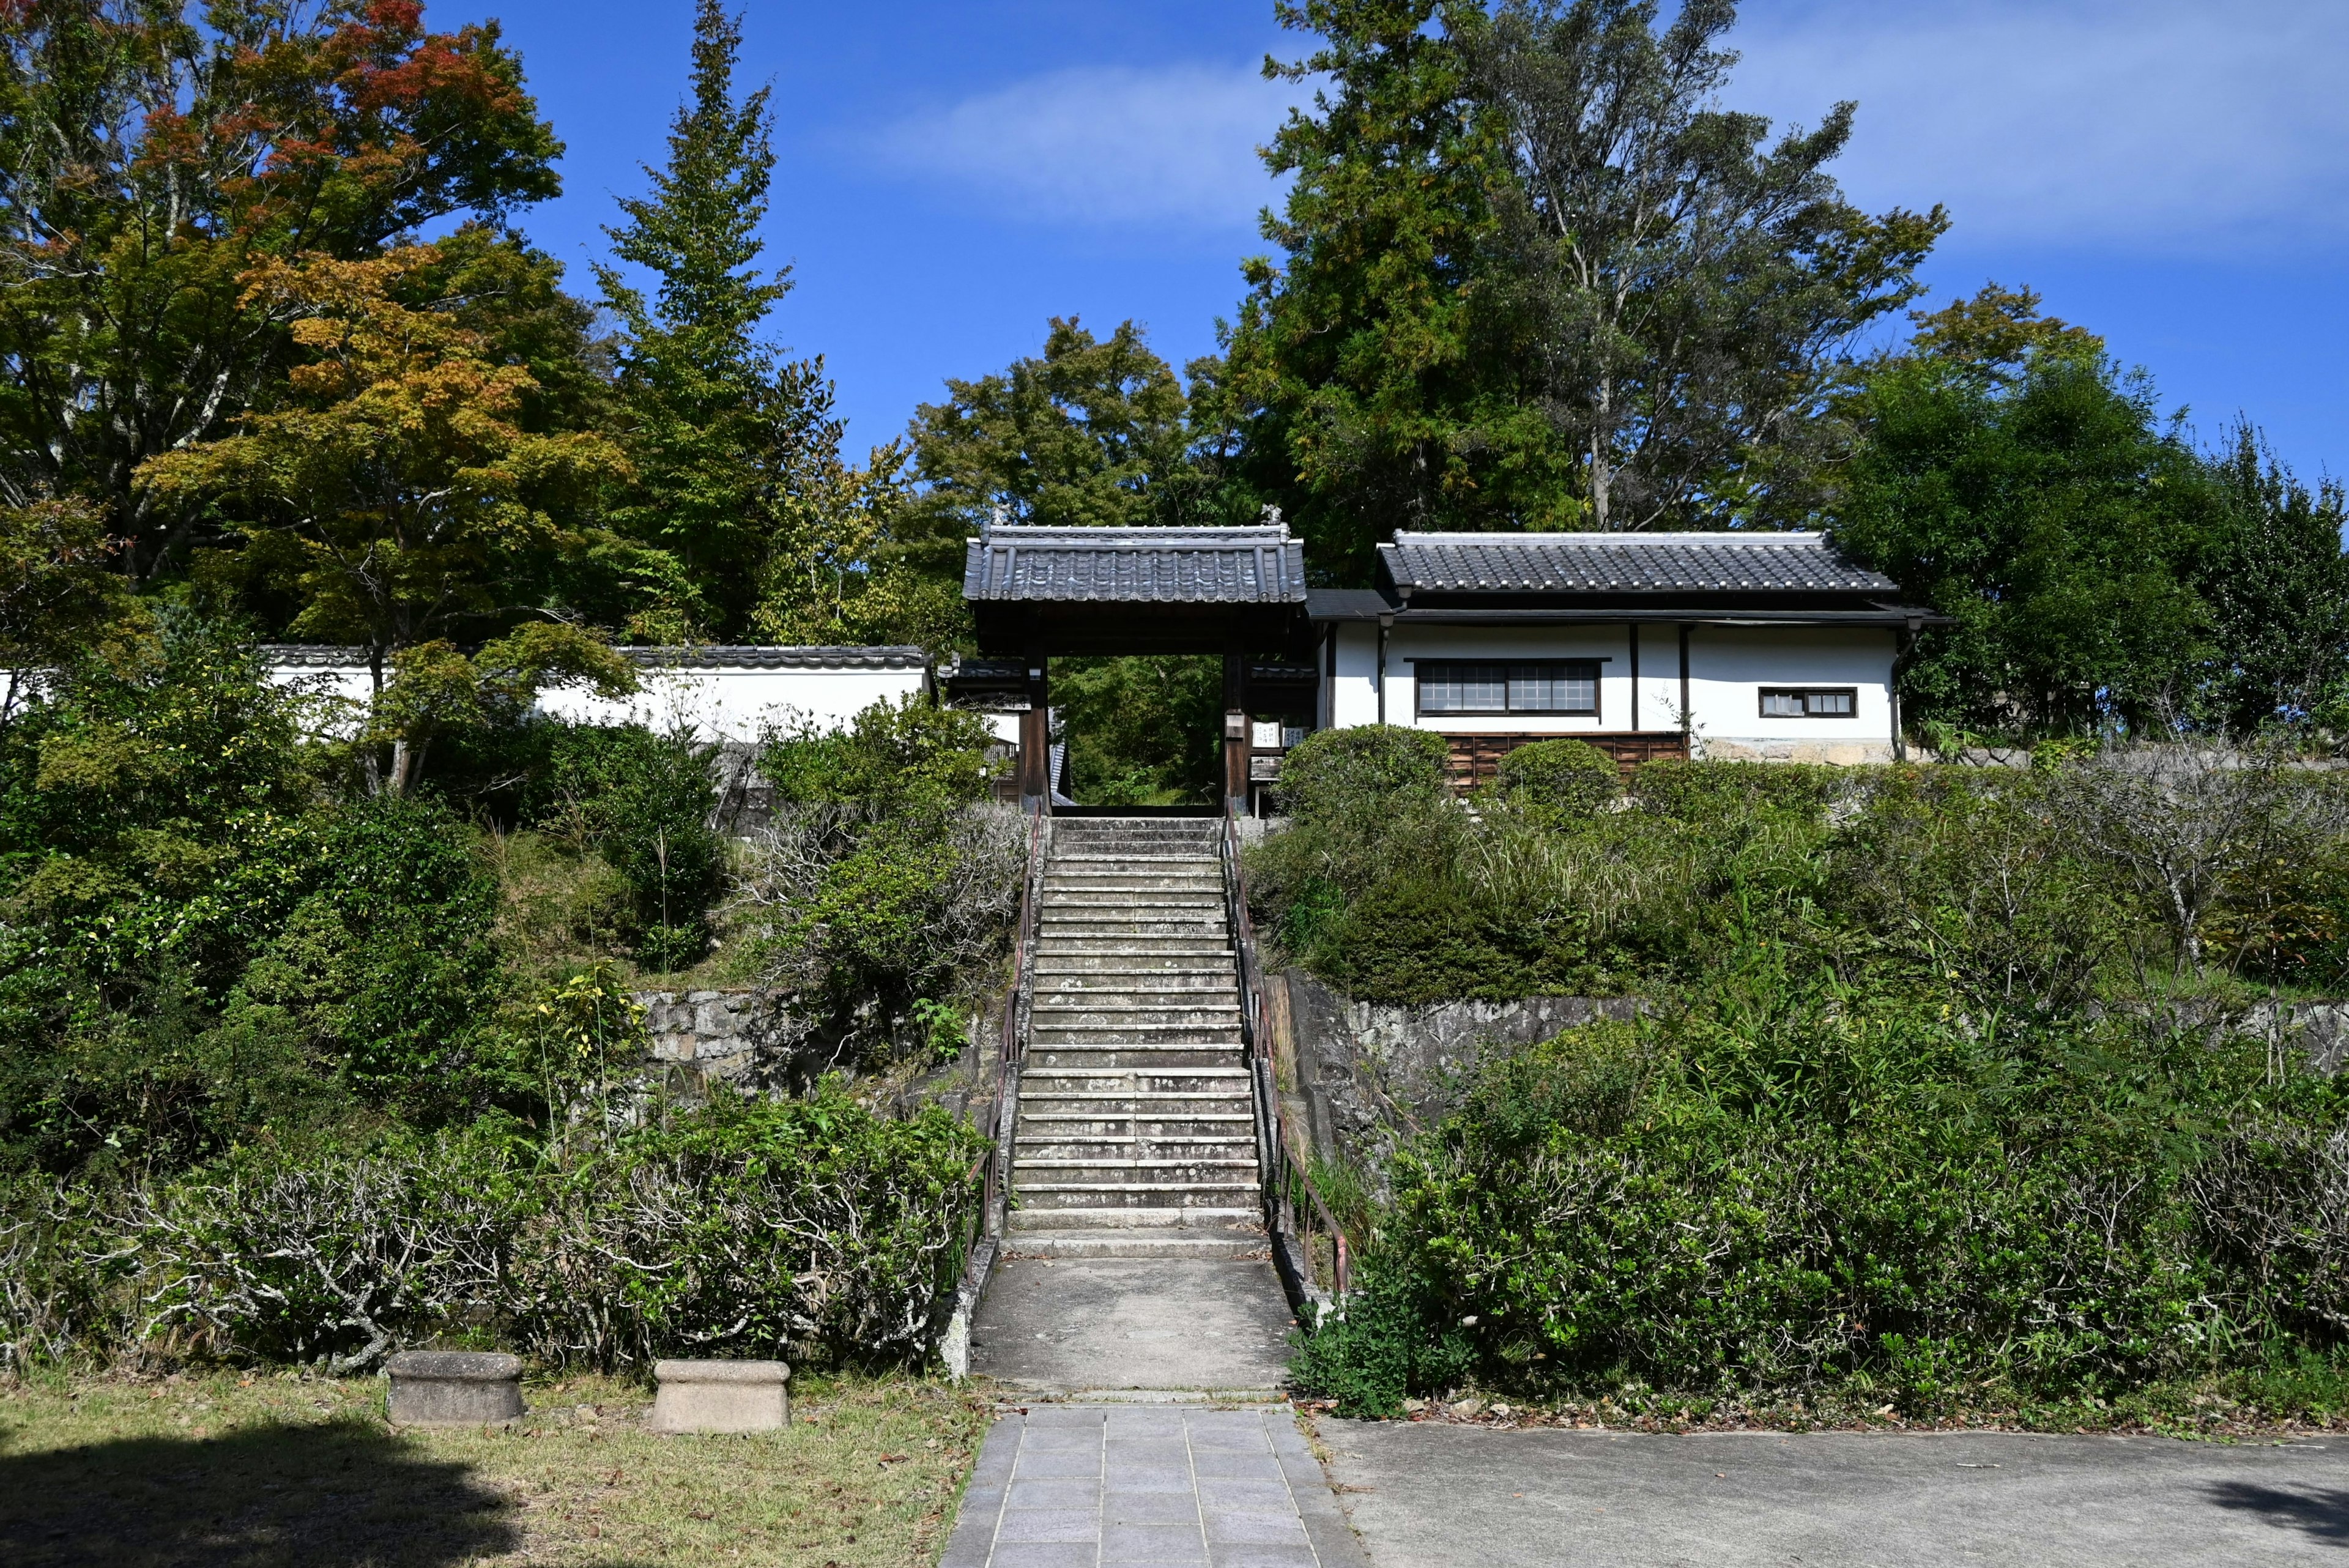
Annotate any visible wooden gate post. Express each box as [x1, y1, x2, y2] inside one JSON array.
[[1019, 652, 1050, 812], [1222, 645, 1250, 816]]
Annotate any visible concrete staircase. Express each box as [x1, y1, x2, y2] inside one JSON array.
[[1005, 817, 1267, 1260]]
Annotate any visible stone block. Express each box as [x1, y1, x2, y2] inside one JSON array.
[[646, 1358, 792, 1433], [385, 1350, 525, 1427]]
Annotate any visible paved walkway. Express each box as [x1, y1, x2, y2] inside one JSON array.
[[971, 1258, 1297, 1394], [939, 1404, 1367, 1568], [1316, 1420, 2349, 1566]]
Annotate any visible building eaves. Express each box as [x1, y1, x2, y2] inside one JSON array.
[[1378, 530, 1898, 596], [963, 525, 1309, 605]]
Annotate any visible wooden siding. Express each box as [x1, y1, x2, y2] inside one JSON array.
[[1442, 731, 1690, 791]]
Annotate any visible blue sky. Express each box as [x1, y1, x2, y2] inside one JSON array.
[[437, 0, 2348, 483]]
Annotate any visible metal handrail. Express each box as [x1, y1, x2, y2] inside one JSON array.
[[1220, 811, 1351, 1299], [981, 809, 1048, 1237]]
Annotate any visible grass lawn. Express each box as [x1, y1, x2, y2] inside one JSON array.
[[0, 1367, 993, 1567]]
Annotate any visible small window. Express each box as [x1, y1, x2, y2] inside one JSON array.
[[1417, 660, 1600, 717], [1760, 687, 1858, 718]]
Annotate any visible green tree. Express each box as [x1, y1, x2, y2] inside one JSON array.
[[0, 498, 141, 730], [595, 0, 877, 642], [0, 0, 562, 578], [1469, 0, 1943, 530], [1054, 656, 1225, 805], [1221, 1, 1535, 583], [2197, 426, 2349, 737], [137, 247, 636, 793], [1832, 286, 2225, 741], [902, 316, 1198, 545]]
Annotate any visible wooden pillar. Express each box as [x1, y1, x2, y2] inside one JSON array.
[[1019, 650, 1050, 813], [1222, 644, 1250, 816]]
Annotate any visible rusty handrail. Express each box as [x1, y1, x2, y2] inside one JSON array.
[[981, 809, 1048, 1236], [1220, 811, 1351, 1299]]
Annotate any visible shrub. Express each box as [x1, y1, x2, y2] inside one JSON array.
[[761, 696, 1001, 815], [63, 1085, 988, 1375], [1496, 738, 1620, 819], [523, 1089, 986, 1367], [133, 1127, 529, 1372], [743, 697, 1024, 1064], [1278, 725, 1450, 823], [1630, 757, 1846, 821], [534, 723, 725, 971], [1289, 984, 2349, 1414]]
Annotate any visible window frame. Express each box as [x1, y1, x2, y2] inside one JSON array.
[[1414, 658, 1603, 720], [1758, 686, 1860, 719]]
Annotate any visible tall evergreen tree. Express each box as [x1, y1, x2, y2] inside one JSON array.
[[595, 0, 839, 641], [1471, 0, 1943, 531], [1222, 1, 1542, 584]]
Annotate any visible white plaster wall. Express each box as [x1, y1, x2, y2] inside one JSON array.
[[1688, 625, 1896, 762], [1307, 620, 1898, 762], [1386, 622, 1636, 733], [1328, 623, 1382, 727], [543, 665, 927, 741], [263, 660, 930, 745]]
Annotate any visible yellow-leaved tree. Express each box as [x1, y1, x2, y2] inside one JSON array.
[[140, 246, 637, 792]]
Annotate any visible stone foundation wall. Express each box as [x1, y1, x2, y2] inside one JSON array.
[[636, 989, 781, 1088], [1269, 971, 1646, 1163]]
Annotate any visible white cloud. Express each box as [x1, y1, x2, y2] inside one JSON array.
[[868, 64, 1302, 230], [1729, 0, 2349, 255]]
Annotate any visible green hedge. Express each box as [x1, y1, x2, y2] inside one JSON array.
[[0, 1085, 986, 1375]]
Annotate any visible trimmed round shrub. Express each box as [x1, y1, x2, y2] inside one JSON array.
[[1278, 726, 1450, 820], [1497, 739, 1621, 818], [1630, 757, 1844, 820]]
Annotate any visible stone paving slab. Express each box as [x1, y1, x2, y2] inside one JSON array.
[[940, 1405, 1368, 1568], [1316, 1419, 2349, 1566], [972, 1259, 1297, 1392]]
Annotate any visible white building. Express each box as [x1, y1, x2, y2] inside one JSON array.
[[1311, 532, 1929, 777]]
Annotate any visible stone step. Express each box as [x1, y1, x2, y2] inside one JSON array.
[[1041, 912, 1227, 929], [1044, 892, 1225, 909], [1027, 1047, 1245, 1071], [1015, 1115, 1255, 1139], [1033, 955, 1235, 976], [1015, 1137, 1259, 1163], [1030, 1006, 1244, 1029], [1031, 1022, 1244, 1041], [1015, 1167, 1262, 1188], [1038, 983, 1240, 1006], [1017, 1091, 1256, 1112], [1032, 938, 1234, 957], [1017, 1085, 1256, 1113], [1014, 1181, 1263, 1209], [1000, 1229, 1270, 1260], [1005, 1205, 1260, 1232]]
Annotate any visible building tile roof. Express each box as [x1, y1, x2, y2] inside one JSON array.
[[963, 525, 1308, 604], [261, 644, 930, 670], [1378, 531, 1898, 595]]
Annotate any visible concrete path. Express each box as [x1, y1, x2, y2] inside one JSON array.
[[1315, 1419, 2349, 1566], [971, 1258, 1296, 1394], [940, 1403, 1368, 1568]]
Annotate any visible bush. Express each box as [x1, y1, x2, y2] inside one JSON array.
[[1290, 984, 2349, 1414], [7, 1085, 990, 1375], [1496, 738, 1620, 819], [1630, 757, 1848, 822], [533, 724, 725, 971], [1278, 725, 1450, 822], [743, 697, 1024, 1065], [761, 696, 1001, 815]]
